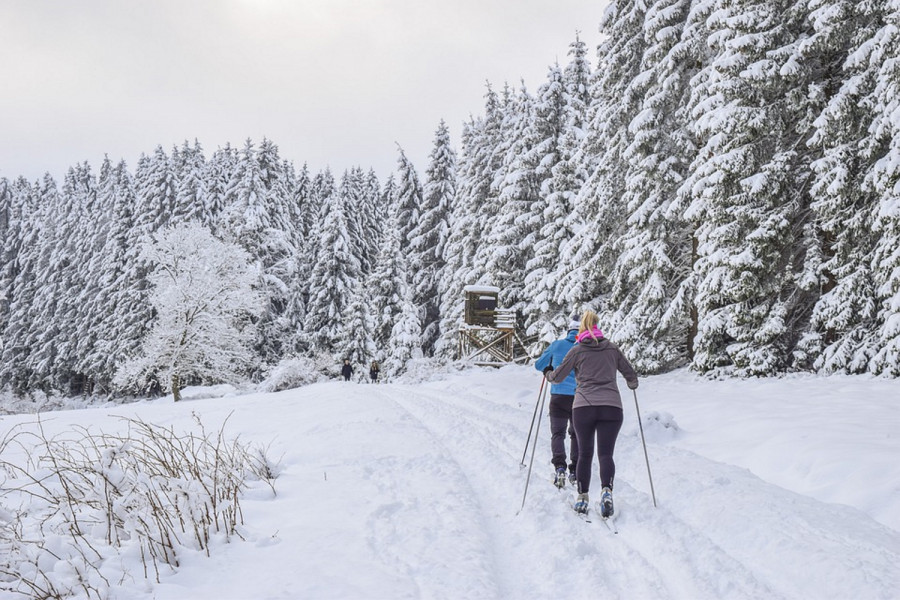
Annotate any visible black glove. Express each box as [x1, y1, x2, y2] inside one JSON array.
[[627, 379, 639, 390]]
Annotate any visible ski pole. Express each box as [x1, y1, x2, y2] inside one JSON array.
[[518, 377, 549, 513], [633, 389, 657, 507], [519, 376, 546, 467]]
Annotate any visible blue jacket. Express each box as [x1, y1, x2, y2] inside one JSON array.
[[534, 329, 577, 395]]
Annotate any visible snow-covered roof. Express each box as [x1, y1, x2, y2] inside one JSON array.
[[463, 285, 500, 294]]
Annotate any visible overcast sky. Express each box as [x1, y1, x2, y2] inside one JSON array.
[[1, 0, 607, 184]]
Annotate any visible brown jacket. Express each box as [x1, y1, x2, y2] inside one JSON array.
[[546, 336, 638, 410]]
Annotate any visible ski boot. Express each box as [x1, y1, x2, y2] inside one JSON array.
[[574, 493, 589, 514], [553, 467, 567, 489], [600, 487, 614, 518], [568, 471, 577, 486]]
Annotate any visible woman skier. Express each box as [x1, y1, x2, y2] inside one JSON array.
[[544, 309, 639, 517]]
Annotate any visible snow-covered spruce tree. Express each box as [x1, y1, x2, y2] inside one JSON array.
[[453, 85, 505, 288], [309, 168, 337, 232], [86, 160, 140, 391], [257, 138, 302, 359], [411, 120, 456, 356], [524, 35, 594, 342], [303, 174, 361, 354], [677, 0, 818, 375], [369, 200, 408, 352], [290, 162, 314, 241], [110, 149, 180, 380], [602, 0, 695, 373], [379, 172, 398, 222], [284, 165, 331, 354], [523, 124, 587, 344], [473, 83, 518, 287], [395, 146, 423, 254], [282, 162, 313, 355], [0, 178, 9, 379], [555, 0, 649, 313], [384, 279, 423, 378], [340, 167, 376, 275], [173, 139, 208, 223], [663, 0, 729, 363], [133, 146, 177, 234], [0, 178, 41, 394], [29, 174, 85, 394], [478, 80, 540, 315], [365, 167, 386, 238], [98, 156, 161, 394], [564, 32, 593, 129], [203, 143, 238, 234], [796, 0, 886, 373], [218, 139, 297, 366], [866, 0, 900, 375], [363, 167, 385, 271], [48, 164, 100, 392], [435, 86, 505, 357], [114, 222, 264, 400], [337, 279, 377, 369], [72, 158, 120, 391], [0, 177, 11, 338]]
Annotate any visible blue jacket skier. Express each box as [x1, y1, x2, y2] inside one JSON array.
[[534, 315, 580, 488]]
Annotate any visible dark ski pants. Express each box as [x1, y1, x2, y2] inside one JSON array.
[[548, 394, 578, 473], [573, 405, 623, 495]]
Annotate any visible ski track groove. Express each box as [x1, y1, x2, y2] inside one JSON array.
[[385, 385, 538, 598], [375, 380, 900, 600], [362, 386, 506, 599], [384, 384, 782, 599]]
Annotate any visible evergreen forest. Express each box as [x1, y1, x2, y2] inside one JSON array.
[[1, 0, 899, 398]]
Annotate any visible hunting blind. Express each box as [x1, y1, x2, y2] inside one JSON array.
[[458, 285, 531, 366]]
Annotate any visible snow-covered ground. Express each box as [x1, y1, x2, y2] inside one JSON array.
[[1, 365, 898, 599]]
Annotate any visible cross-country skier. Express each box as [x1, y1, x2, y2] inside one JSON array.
[[341, 359, 354, 382], [534, 314, 581, 488], [543, 309, 638, 518]]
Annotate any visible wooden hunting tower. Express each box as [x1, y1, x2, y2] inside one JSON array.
[[458, 285, 531, 366]]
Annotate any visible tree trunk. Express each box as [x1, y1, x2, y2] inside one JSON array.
[[172, 373, 181, 402], [687, 234, 698, 360]]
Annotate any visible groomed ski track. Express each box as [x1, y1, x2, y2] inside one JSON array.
[[365, 384, 896, 600], [109, 368, 898, 599]]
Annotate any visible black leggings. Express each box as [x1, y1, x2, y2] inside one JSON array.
[[573, 405, 623, 494], [548, 394, 577, 472]]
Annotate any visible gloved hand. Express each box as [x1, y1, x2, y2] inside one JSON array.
[[543, 366, 554, 377], [627, 379, 639, 390]]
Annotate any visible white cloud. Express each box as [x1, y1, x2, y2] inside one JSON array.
[[0, 0, 607, 182]]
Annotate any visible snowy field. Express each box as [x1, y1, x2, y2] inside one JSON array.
[[1, 365, 898, 599]]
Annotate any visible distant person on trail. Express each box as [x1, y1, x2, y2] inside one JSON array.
[[369, 361, 380, 383], [544, 309, 638, 518], [341, 359, 354, 382], [534, 314, 581, 489]]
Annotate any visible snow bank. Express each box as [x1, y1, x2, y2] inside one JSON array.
[[0, 365, 897, 599]]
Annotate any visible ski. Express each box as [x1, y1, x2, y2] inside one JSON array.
[[574, 507, 591, 524], [571, 499, 591, 523], [596, 502, 618, 534], [553, 470, 568, 490], [600, 516, 618, 534]]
